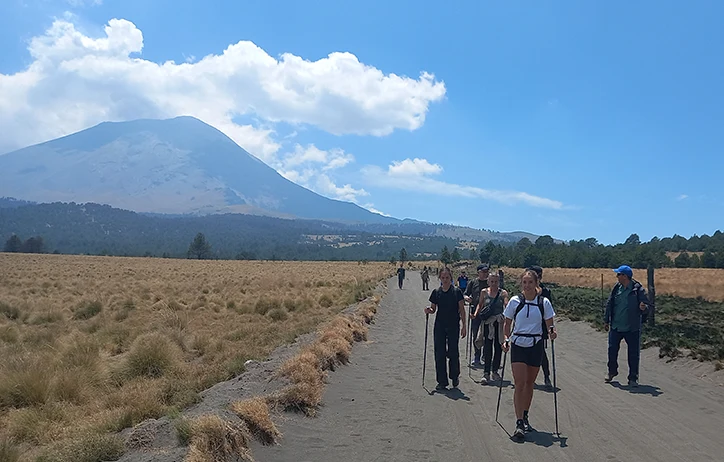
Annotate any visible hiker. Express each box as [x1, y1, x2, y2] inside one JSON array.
[[397, 263, 406, 289], [464, 264, 490, 366], [457, 271, 469, 291], [421, 266, 430, 291], [424, 267, 467, 391], [502, 269, 556, 440], [527, 265, 553, 390], [473, 271, 508, 384], [604, 265, 651, 388]]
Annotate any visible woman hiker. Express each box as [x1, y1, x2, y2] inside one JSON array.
[[424, 267, 467, 391], [502, 269, 557, 441], [473, 271, 508, 385]]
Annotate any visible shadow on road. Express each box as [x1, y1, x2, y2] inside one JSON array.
[[610, 381, 663, 397], [524, 430, 569, 448]]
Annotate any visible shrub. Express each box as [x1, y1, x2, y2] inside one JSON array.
[[124, 334, 180, 379], [72, 301, 102, 320]]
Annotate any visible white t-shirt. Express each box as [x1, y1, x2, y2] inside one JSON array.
[[503, 295, 555, 348]]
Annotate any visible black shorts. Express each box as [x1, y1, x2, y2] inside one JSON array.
[[511, 339, 544, 367]]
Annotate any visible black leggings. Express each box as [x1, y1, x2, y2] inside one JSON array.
[[433, 323, 460, 386]]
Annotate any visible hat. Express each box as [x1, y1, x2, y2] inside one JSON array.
[[613, 265, 633, 278], [477, 264, 490, 271], [526, 265, 543, 278]]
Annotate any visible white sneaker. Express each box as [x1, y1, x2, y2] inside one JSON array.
[[480, 373, 490, 385], [491, 371, 502, 382]]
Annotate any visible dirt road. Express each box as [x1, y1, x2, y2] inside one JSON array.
[[255, 275, 724, 462]]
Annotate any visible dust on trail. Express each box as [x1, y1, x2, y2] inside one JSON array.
[[254, 273, 724, 462]]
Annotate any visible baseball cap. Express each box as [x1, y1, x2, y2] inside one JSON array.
[[477, 264, 490, 271], [613, 265, 633, 278]]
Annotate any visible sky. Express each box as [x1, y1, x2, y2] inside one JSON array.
[[1, 0, 722, 245]]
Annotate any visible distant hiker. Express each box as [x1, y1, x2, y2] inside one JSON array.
[[424, 267, 467, 391], [604, 265, 651, 388], [473, 271, 508, 384], [421, 266, 430, 291], [527, 265, 553, 391], [464, 264, 490, 366], [502, 269, 557, 441], [457, 271, 469, 291], [397, 263, 406, 289]]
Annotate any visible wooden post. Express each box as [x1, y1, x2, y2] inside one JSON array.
[[498, 269, 505, 290], [647, 265, 656, 327]]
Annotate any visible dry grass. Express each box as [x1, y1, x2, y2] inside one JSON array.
[[184, 415, 252, 462], [230, 397, 281, 445], [499, 267, 724, 302], [0, 253, 391, 460]]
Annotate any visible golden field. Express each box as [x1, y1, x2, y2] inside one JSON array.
[[501, 267, 724, 302], [0, 253, 392, 460]]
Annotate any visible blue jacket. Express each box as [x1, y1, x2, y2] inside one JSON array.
[[604, 279, 651, 332]]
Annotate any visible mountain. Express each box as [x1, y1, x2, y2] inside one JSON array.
[[0, 117, 396, 223]]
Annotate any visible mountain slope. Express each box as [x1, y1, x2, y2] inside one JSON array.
[[0, 117, 396, 223]]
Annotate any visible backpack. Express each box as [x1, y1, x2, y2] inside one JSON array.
[[513, 294, 548, 340]]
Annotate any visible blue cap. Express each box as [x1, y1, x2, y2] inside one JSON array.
[[613, 265, 633, 278]]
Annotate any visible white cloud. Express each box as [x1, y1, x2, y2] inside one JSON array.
[[0, 18, 446, 160], [66, 0, 103, 6], [677, 194, 689, 201], [388, 157, 443, 177], [362, 158, 565, 209]]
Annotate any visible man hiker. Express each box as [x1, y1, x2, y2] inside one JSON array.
[[421, 266, 430, 291], [424, 267, 467, 391], [396, 263, 406, 289], [457, 271, 469, 291], [464, 264, 490, 367], [527, 265, 553, 390], [502, 269, 557, 441], [604, 265, 651, 388]]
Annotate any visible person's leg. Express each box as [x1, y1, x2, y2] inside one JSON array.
[[433, 325, 448, 387], [511, 362, 528, 419], [471, 316, 482, 364], [491, 321, 503, 373], [607, 329, 624, 379], [447, 324, 461, 386], [482, 323, 493, 373], [624, 330, 641, 382], [523, 365, 540, 412]]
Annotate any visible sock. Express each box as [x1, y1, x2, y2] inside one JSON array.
[[523, 410, 529, 420]]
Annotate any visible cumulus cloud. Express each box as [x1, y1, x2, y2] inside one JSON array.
[[362, 158, 565, 209], [677, 194, 689, 201], [0, 18, 446, 159]]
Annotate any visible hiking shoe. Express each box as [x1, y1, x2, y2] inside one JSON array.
[[523, 416, 535, 432], [604, 373, 616, 383], [491, 371, 502, 382], [480, 373, 490, 385], [435, 384, 447, 391], [513, 420, 526, 441], [544, 377, 553, 391], [471, 359, 482, 367], [628, 379, 639, 388]]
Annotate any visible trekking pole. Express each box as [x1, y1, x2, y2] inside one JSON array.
[[495, 341, 509, 423], [422, 313, 429, 388], [550, 326, 559, 437]]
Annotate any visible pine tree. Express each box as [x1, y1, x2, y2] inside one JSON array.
[[188, 233, 212, 259]]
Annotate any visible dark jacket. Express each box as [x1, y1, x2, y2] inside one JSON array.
[[603, 279, 650, 332]]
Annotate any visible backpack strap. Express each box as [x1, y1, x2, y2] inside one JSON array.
[[512, 294, 548, 340]]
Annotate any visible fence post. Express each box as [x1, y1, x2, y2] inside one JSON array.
[[647, 265, 656, 327], [499, 269, 505, 290]]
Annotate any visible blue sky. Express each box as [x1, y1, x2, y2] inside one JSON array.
[[1, 0, 722, 244]]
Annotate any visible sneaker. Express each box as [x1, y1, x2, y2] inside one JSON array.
[[544, 377, 553, 391], [523, 413, 535, 432], [492, 371, 502, 382], [628, 379, 639, 388], [480, 373, 490, 385], [435, 384, 447, 391], [513, 420, 526, 440], [604, 372, 616, 383]]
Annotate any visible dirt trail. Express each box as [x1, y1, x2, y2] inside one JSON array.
[[254, 274, 724, 462]]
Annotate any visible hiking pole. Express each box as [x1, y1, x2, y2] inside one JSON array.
[[495, 342, 509, 423], [422, 313, 429, 388], [550, 326, 559, 437]]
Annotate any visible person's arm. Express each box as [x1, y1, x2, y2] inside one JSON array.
[[458, 299, 467, 338], [502, 317, 513, 351], [502, 289, 510, 307], [473, 288, 485, 318], [425, 303, 437, 314], [545, 317, 557, 339]]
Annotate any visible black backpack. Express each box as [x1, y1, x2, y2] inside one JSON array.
[[513, 294, 549, 340]]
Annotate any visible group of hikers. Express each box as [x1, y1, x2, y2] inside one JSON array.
[[422, 262, 652, 441]]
